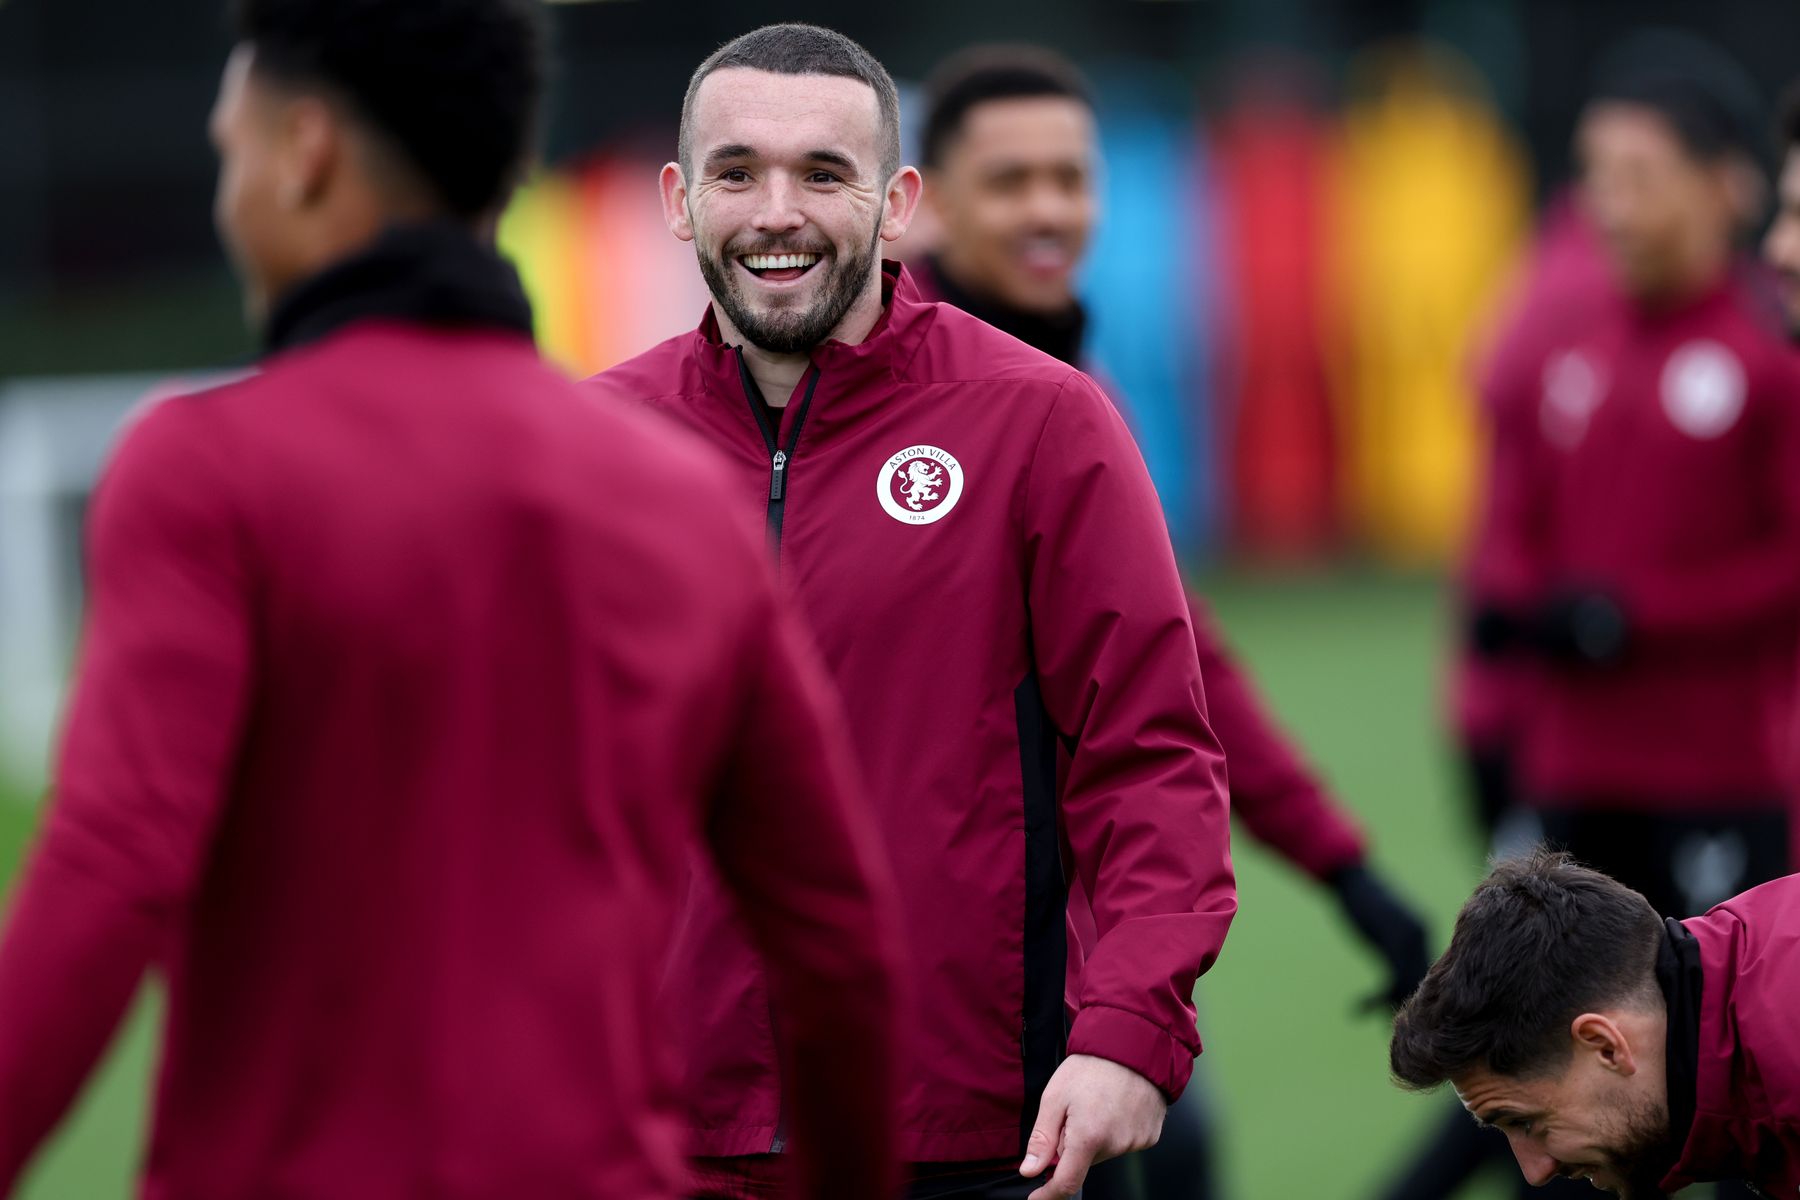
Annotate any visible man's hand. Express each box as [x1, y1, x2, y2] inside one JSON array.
[[1330, 863, 1432, 1011], [1018, 1053, 1166, 1200], [1532, 587, 1629, 667]]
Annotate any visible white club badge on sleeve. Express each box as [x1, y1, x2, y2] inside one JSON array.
[[1661, 340, 1746, 440]]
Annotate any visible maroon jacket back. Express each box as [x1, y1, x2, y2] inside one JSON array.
[[1664, 874, 1800, 1196], [590, 266, 1236, 1163], [0, 321, 904, 1198]]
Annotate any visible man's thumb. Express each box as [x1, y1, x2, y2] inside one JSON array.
[[1019, 1092, 1067, 1177]]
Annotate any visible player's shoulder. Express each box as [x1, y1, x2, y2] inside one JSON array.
[[107, 369, 263, 468], [583, 383, 733, 489], [85, 371, 276, 521], [907, 299, 1087, 399], [559, 371, 753, 531], [583, 331, 701, 404]]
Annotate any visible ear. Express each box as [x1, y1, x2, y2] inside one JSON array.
[[918, 167, 952, 228], [277, 94, 340, 211], [879, 165, 925, 244], [1570, 1013, 1640, 1077], [660, 162, 695, 243], [1721, 155, 1768, 230]]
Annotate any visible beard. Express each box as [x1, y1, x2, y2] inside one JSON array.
[[695, 220, 883, 355], [1593, 1092, 1679, 1200]]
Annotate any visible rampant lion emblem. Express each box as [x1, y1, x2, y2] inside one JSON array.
[[876, 444, 964, 525], [895, 460, 945, 511]]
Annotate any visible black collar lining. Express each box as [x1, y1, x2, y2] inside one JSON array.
[[263, 222, 535, 355]]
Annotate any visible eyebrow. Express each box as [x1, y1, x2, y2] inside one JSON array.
[[1472, 1107, 1530, 1130], [803, 148, 858, 173], [702, 144, 759, 171]]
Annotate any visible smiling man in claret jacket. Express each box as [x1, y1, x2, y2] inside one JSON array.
[[587, 23, 1236, 1200]]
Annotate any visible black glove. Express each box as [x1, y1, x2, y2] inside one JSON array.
[[1469, 603, 1532, 659], [1329, 863, 1432, 1012], [1532, 587, 1628, 667]]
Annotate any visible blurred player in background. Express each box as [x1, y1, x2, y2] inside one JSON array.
[[0, 3, 908, 1197], [1450, 194, 1614, 854], [1766, 87, 1800, 337], [1447, 32, 1799, 1199], [1391, 850, 1800, 1199], [589, 23, 1237, 1200], [1474, 30, 1795, 916], [909, 45, 1431, 1200]]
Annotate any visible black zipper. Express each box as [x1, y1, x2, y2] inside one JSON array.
[[735, 348, 821, 566], [734, 349, 817, 1153]]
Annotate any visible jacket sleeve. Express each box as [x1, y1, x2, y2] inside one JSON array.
[[1616, 359, 1800, 642], [1186, 594, 1365, 880], [1467, 327, 1556, 615], [1023, 372, 1236, 1101], [1451, 332, 1552, 745], [0, 398, 254, 1188], [705, 567, 907, 1200]]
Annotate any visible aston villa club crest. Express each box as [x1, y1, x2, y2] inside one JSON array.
[[877, 445, 964, 525], [1661, 339, 1745, 440]]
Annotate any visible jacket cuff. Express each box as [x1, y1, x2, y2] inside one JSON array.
[[1066, 1004, 1197, 1102], [1296, 829, 1367, 883]]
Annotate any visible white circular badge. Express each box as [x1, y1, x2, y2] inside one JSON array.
[[877, 445, 964, 525], [1540, 349, 1604, 449], [1661, 340, 1746, 440]]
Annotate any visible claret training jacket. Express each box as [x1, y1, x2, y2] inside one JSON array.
[[1662, 873, 1800, 1196], [588, 262, 1237, 1163], [0, 227, 906, 1200]]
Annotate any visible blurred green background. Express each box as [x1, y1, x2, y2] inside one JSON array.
[[0, 571, 1509, 1200]]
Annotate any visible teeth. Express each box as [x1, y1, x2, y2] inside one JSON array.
[[743, 253, 820, 271]]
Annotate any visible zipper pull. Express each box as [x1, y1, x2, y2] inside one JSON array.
[[769, 450, 788, 501]]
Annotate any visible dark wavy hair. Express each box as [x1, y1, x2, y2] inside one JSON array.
[[1391, 849, 1664, 1089]]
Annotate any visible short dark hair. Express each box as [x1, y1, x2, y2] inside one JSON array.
[[679, 23, 901, 181], [920, 46, 1093, 170], [1390, 850, 1664, 1091], [1587, 29, 1763, 164], [232, 0, 546, 218]]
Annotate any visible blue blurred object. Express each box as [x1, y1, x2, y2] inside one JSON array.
[[1083, 72, 1220, 560]]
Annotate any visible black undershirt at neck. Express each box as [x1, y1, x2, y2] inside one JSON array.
[[262, 220, 534, 356], [924, 255, 1088, 367]]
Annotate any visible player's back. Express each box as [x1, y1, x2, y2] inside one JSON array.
[[129, 320, 759, 1197]]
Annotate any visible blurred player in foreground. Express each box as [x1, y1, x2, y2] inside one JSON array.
[[910, 45, 1430, 1200], [589, 22, 1237, 1200], [0, 2, 907, 1196], [1391, 850, 1800, 1198], [1470, 32, 1798, 950]]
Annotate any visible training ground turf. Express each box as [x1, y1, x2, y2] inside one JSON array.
[[0, 570, 1511, 1199]]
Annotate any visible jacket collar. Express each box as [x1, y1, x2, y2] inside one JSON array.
[[1659, 916, 1739, 1195], [686, 261, 937, 428], [917, 255, 1088, 367], [263, 221, 535, 356], [1658, 918, 1704, 1159]]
